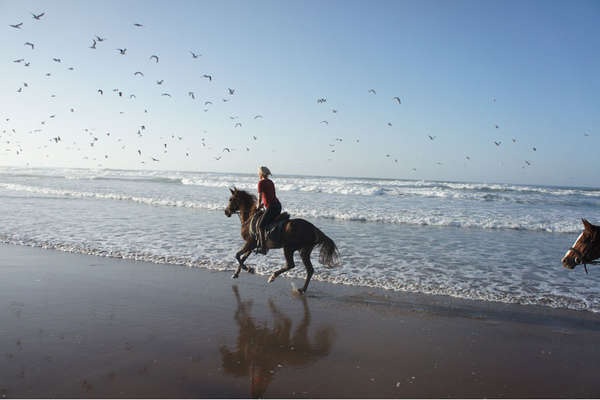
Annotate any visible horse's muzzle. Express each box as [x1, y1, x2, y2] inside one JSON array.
[[224, 209, 231, 217], [561, 255, 576, 269]]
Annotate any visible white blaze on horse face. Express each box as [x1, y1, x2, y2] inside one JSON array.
[[564, 232, 584, 259]]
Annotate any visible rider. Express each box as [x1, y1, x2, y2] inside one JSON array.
[[256, 166, 281, 254]]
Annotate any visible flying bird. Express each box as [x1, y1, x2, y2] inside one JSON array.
[[117, 48, 127, 55], [90, 39, 97, 49], [332, 109, 338, 113], [387, 122, 392, 127], [428, 135, 436, 140], [494, 141, 501, 146], [393, 96, 401, 104], [532, 146, 536, 151], [465, 156, 471, 160], [52, 58, 61, 62], [31, 12, 45, 20], [253, 115, 263, 119], [95, 35, 106, 42], [228, 88, 235, 95], [204, 101, 213, 105], [134, 71, 144, 76], [317, 98, 326, 103], [10, 23, 23, 29], [161, 93, 171, 97], [234, 123, 242, 128], [150, 55, 159, 63], [156, 79, 164, 85], [525, 160, 531, 166], [188, 91, 195, 99], [321, 120, 329, 125], [13, 59, 25, 63], [512, 138, 517, 143], [190, 51, 201, 58], [368, 89, 376, 94], [133, 23, 143, 27], [24, 42, 34, 49], [203, 74, 212, 81]]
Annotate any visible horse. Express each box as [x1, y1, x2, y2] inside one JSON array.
[[224, 187, 340, 293], [562, 219, 600, 273]]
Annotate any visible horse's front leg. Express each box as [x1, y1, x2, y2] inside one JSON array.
[[233, 240, 255, 279]]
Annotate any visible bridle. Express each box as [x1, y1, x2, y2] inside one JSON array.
[[569, 233, 600, 274]]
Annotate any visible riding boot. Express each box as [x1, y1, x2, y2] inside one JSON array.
[[256, 229, 268, 255]]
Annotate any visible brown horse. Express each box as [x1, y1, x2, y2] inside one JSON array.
[[562, 219, 600, 273], [224, 188, 339, 293]]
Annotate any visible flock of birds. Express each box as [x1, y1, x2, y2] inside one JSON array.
[[3, 11, 593, 173]]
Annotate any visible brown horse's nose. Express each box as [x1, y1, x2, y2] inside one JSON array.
[[562, 255, 575, 269]]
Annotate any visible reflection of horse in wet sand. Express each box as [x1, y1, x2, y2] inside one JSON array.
[[224, 188, 340, 293], [220, 286, 335, 398]]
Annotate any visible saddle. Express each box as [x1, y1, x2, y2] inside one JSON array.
[[249, 210, 290, 246]]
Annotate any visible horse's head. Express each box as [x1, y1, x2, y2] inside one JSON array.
[[225, 187, 256, 218], [562, 219, 600, 269], [224, 187, 240, 217]]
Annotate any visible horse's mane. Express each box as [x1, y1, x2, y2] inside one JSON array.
[[235, 189, 257, 208]]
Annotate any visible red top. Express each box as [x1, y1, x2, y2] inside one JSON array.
[[258, 178, 277, 208]]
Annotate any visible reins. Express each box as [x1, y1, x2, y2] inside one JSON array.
[[569, 246, 600, 275]]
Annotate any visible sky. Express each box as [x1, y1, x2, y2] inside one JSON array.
[[1, 0, 599, 186]]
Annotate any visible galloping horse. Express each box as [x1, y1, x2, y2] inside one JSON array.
[[224, 188, 339, 293], [562, 219, 600, 273]]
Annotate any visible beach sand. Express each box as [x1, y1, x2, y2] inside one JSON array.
[[1, 243, 600, 398]]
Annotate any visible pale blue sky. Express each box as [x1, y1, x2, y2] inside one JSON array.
[[1, 0, 598, 186]]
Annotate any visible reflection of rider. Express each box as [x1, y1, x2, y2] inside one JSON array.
[[256, 166, 281, 254]]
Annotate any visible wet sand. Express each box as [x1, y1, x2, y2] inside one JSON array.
[[1, 243, 600, 398]]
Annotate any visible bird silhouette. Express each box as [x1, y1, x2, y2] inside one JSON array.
[[428, 135, 436, 140], [10, 23, 23, 29], [188, 92, 195, 99], [24, 42, 34, 49], [133, 23, 143, 27], [368, 89, 376, 94], [156, 79, 164, 85], [254, 115, 263, 119], [228, 88, 235, 95], [150, 55, 159, 63], [317, 98, 326, 103], [203, 74, 212, 81], [117, 48, 127, 55], [494, 141, 501, 146], [31, 12, 45, 20], [190, 51, 201, 58], [95, 35, 106, 42], [90, 39, 97, 49], [393, 96, 401, 104], [134, 71, 144, 77]]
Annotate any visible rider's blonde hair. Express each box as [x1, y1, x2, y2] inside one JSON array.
[[258, 166, 272, 178]]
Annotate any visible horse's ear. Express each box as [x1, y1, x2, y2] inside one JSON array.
[[582, 218, 593, 231], [229, 187, 235, 194]]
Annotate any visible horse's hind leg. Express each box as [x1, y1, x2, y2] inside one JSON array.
[[298, 245, 315, 294], [268, 246, 296, 283]]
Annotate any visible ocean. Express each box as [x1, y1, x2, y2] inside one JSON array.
[[0, 166, 598, 312]]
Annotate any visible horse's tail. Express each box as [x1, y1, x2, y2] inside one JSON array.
[[314, 227, 340, 268]]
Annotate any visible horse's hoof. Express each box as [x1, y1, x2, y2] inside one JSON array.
[[268, 274, 276, 283], [297, 288, 305, 295], [232, 273, 239, 279], [247, 267, 255, 274]]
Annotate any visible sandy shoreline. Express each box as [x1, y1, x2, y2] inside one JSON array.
[[1, 243, 600, 398]]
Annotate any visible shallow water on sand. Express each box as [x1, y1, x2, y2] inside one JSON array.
[[0, 167, 598, 312]]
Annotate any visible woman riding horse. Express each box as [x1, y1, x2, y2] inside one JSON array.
[[256, 166, 281, 254]]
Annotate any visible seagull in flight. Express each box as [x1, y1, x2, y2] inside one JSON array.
[[532, 146, 536, 151], [228, 88, 235, 95], [90, 39, 97, 49], [387, 122, 392, 127], [117, 48, 127, 55], [223, 148, 231, 153], [13, 59, 25, 63], [134, 71, 144, 76], [95, 35, 106, 42], [24, 42, 34, 49], [253, 115, 263, 119], [31, 12, 45, 20], [52, 58, 61, 62], [204, 101, 213, 105], [317, 98, 327, 103], [190, 51, 201, 58], [97, 89, 103, 95], [188, 91, 195, 99], [133, 23, 143, 27], [156, 79, 164, 85], [161, 93, 171, 97], [368, 89, 376, 94], [150, 55, 159, 63], [428, 135, 436, 140], [525, 160, 531, 166], [320, 120, 329, 125], [494, 141, 501, 147], [10, 23, 23, 29], [235, 123, 242, 128], [203, 74, 212, 81], [393, 96, 401, 104]]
